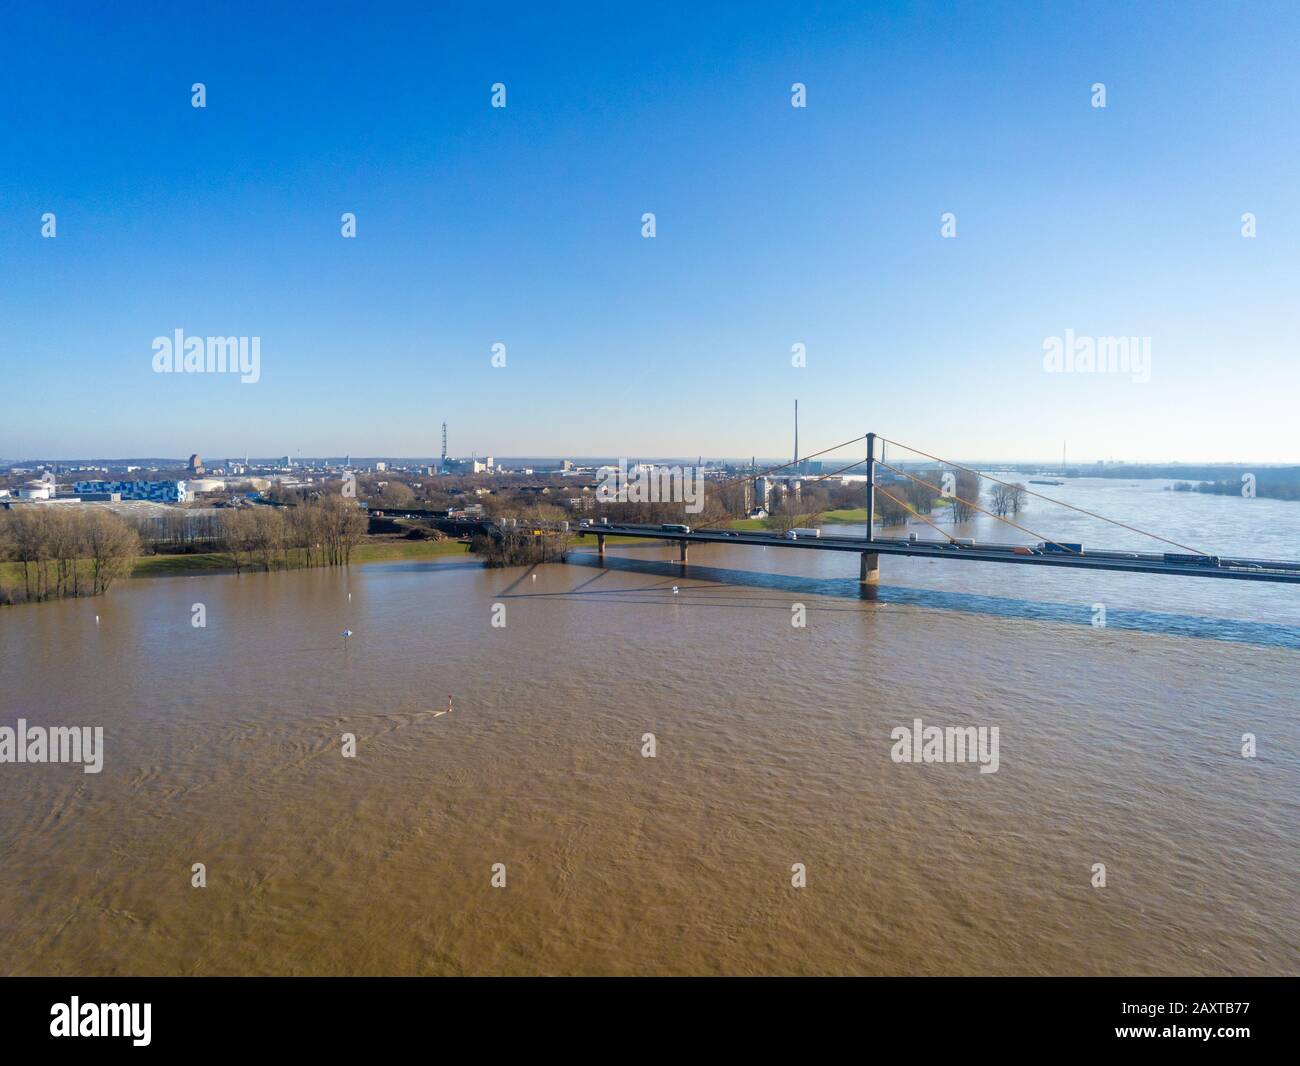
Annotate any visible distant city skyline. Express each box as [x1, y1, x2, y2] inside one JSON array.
[[7, 448, 1297, 470], [3, 3, 1298, 462]]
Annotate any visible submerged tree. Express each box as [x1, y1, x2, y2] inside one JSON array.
[[945, 468, 981, 523], [0, 507, 138, 603]]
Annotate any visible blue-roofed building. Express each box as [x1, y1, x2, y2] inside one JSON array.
[[74, 480, 189, 503]]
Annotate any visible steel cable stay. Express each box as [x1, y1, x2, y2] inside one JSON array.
[[557, 429, 1300, 583], [598, 428, 1212, 560], [688, 435, 867, 531], [877, 434, 1209, 557], [581, 434, 865, 536], [873, 458, 1080, 554], [872, 482, 959, 544]]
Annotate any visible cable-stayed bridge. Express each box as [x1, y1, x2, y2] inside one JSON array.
[[562, 432, 1300, 586]]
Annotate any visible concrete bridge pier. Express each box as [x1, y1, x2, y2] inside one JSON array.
[[860, 551, 880, 584], [679, 540, 689, 564], [597, 533, 606, 557]]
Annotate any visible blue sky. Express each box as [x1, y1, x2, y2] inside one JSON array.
[[2, 1, 1298, 463]]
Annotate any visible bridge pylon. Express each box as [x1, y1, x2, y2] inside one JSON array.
[[860, 551, 880, 584], [862, 432, 880, 585], [865, 431, 876, 542]]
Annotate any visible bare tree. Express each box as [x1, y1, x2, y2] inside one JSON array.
[[1008, 482, 1028, 515], [10, 509, 51, 600], [317, 496, 366, 565], [990, 483, 1014, 517], [946, 468, 981, 523], [0, 507, 138, 602], [220, 509, 258, 573], [376, 480, 415, 508], [46, 510, 82, 598], [874, 486, 910, 527], [83, 510, 140, 595], [767, 493, 824, 534], [892, 470, 939, 515], [250, 507, 286, 570], [990, 481, 1029, 518]]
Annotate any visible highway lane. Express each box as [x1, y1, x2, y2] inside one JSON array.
[[573, 523, 1300, 584]]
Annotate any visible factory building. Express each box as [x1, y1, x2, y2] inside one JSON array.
[[74, 480, 189, 503]]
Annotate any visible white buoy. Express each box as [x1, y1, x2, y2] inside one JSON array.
[[348, 592, 352, 602], [95, 615, 100, 624], [342, 629, 353, 638], [672, 586, 679, 595]]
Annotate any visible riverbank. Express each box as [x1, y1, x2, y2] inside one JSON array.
[[0, 537, 474, 593], [132, 536, 473, 578], [726, 510, 866, 532], [138, 530, 659, 576], [135, 518, 847, 575], [2, 528, 708, 599]]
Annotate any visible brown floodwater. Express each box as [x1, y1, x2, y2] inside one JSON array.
[[1, 482, 1298, 975]]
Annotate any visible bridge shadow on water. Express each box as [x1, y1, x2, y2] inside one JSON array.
[[503, 552, 1300, 651]]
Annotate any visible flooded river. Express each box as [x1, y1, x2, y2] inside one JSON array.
[[1, 479, 1297, 974]]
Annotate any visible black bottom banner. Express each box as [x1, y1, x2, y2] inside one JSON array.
[[0, 976, 1290, 1054]]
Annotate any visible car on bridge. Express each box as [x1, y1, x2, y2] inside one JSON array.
[[661, 523, 691, 534]]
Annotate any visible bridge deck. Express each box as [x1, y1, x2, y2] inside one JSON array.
[[574, 523, 1300, 584]]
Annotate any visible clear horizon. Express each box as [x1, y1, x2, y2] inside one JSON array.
[[7, 451, 1298, 470], [3, 2, 1298, 462]]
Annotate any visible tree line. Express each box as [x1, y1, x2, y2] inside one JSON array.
[[217, 497, 367, 573], [0, 497, 369, 605], [874, 469, 1026, 526], [1181, 477, 1300, 502], [0, 507, 140, 603]]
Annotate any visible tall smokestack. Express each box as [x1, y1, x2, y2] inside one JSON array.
[[793, 399, 799, 467]]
